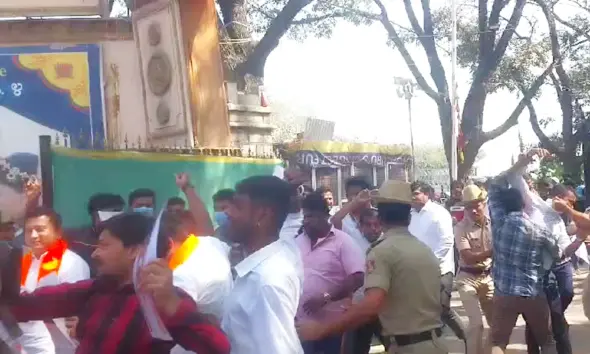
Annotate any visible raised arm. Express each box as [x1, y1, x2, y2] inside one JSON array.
[[9, 279, 93, 322], [176, 173, 214, 236]]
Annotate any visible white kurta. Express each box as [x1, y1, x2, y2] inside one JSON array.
[[19, 249, 90, 354], [170, 237, 233, 354]]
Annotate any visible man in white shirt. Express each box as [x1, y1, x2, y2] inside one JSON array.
[[506, 150, 588, 354], [408, 181, 466, 346], [16, 207, 90, 354], [160, 210, 233, 354], [331, 177, 373, 255], [222, 176, 303, 354]]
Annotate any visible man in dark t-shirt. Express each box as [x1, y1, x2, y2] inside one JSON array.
[[64, 193, 125, 276]]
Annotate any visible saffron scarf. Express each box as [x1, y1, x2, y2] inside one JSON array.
[[169, 234, 199, 270], [20, 239, 68, 286]]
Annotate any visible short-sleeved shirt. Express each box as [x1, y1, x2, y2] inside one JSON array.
[[295, 228, 364, 322], [453, 217, 492, 270], [365, 227, 442, 336]]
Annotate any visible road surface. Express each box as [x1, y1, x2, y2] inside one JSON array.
[[370, 269, 590, 354]]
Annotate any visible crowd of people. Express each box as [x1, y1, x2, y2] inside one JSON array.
[[0, 147, 589, 354]]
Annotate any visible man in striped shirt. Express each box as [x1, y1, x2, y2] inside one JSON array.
[[4, 213, 230, 354]]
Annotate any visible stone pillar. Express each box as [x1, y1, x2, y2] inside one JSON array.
[[132, 0, 230, 148], [226, 82, 275, 157]]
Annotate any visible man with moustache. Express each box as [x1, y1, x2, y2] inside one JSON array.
[[453, 185, 493, 354]]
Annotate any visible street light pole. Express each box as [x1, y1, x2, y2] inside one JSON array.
[[396, 80, 416, 180], [450, 0, 458, 181]]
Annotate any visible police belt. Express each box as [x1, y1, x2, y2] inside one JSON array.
[[459, 266, 490, 276], [391, 327, 442, 346]]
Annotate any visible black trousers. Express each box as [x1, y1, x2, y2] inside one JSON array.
[[440, 272, 467, 342]]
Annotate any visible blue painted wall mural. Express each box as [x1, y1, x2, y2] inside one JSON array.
[[0, 44, 104, 222]]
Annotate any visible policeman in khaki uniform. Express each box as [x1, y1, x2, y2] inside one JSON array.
[[453, 184, 493, 354], [297, 180, 447, 354]]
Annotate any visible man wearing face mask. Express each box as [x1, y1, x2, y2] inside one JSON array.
[[65, 193, 125, 276], [128, 188, 156, 215], [212, 189, 235, 242]]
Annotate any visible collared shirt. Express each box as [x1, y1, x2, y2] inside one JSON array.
[[488, 177, 560, 297], [295, 228, 364, 322], [280, 212, 303, 240], [453, 216, 492, 270], [17, 249, 90, 354], [340, 214, 371, 302], [409, 200, 455, 275], [221, 239, 303, 354], [8, 278, 230, 354], [341, 214, 371, 255], [278, 212, 305, 285], [171, 237, 233, 354], [508, 172, 589, 266], [365, 227, 442, 336]]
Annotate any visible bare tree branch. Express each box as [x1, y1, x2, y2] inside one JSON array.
[[482, 61, 556, 142], [372, 0, 440, 100], [237, 0, 312, 78], [517, 78, 562, 153]]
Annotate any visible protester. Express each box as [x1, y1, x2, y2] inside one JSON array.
[[166, 197, 186, 213], [331, 177, 373, 253], [7, 206, 90, 354], [343, 207, 390, 354], [453, 184, 493, 354], [280, 168, 307, 240], [128, 188, 156, 215], [487, 151, 561, 354], [212, 189, 234, 241], [4, 212, 230, 354], [507, 150, 588, 354], [297, 180, 447, 354], [296, 192, 364, 354], [317, 186, 339, 215], [408, 181, 466, 346], [222, 176, 303, 353], [161, 211, 233, 354], [65, 193, 125, 274], [174, 173, 215, 237]]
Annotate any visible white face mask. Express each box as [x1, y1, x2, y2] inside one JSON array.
[[97, 210, 123, 222]]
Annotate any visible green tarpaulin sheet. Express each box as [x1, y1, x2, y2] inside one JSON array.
[[51, 147, 281, 228]]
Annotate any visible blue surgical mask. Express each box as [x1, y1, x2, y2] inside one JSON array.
[[133, 207, 154, 216], [214, 211, 229, 227]]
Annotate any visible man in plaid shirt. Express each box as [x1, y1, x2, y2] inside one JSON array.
[[487, 149, 561, 354]]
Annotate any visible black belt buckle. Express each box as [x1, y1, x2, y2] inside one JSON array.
[[394, 327, 442, 346]]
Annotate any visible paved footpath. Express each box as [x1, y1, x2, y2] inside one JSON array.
[[370, 269, 590, 354]]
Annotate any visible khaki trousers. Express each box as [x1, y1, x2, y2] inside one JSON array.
[[455, 272, 493, 354], [387, 331, 448, 354], [583, 272, 590, 321], [489, 294, 555, 354]]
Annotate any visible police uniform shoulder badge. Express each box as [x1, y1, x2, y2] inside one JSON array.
[[366, 259, 376, 274]]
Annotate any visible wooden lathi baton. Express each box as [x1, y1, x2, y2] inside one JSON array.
[[0, 241, 23, 354]]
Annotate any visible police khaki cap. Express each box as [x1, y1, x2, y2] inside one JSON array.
[[369, 180, 413, 204], [462, 184, 487, 204]]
